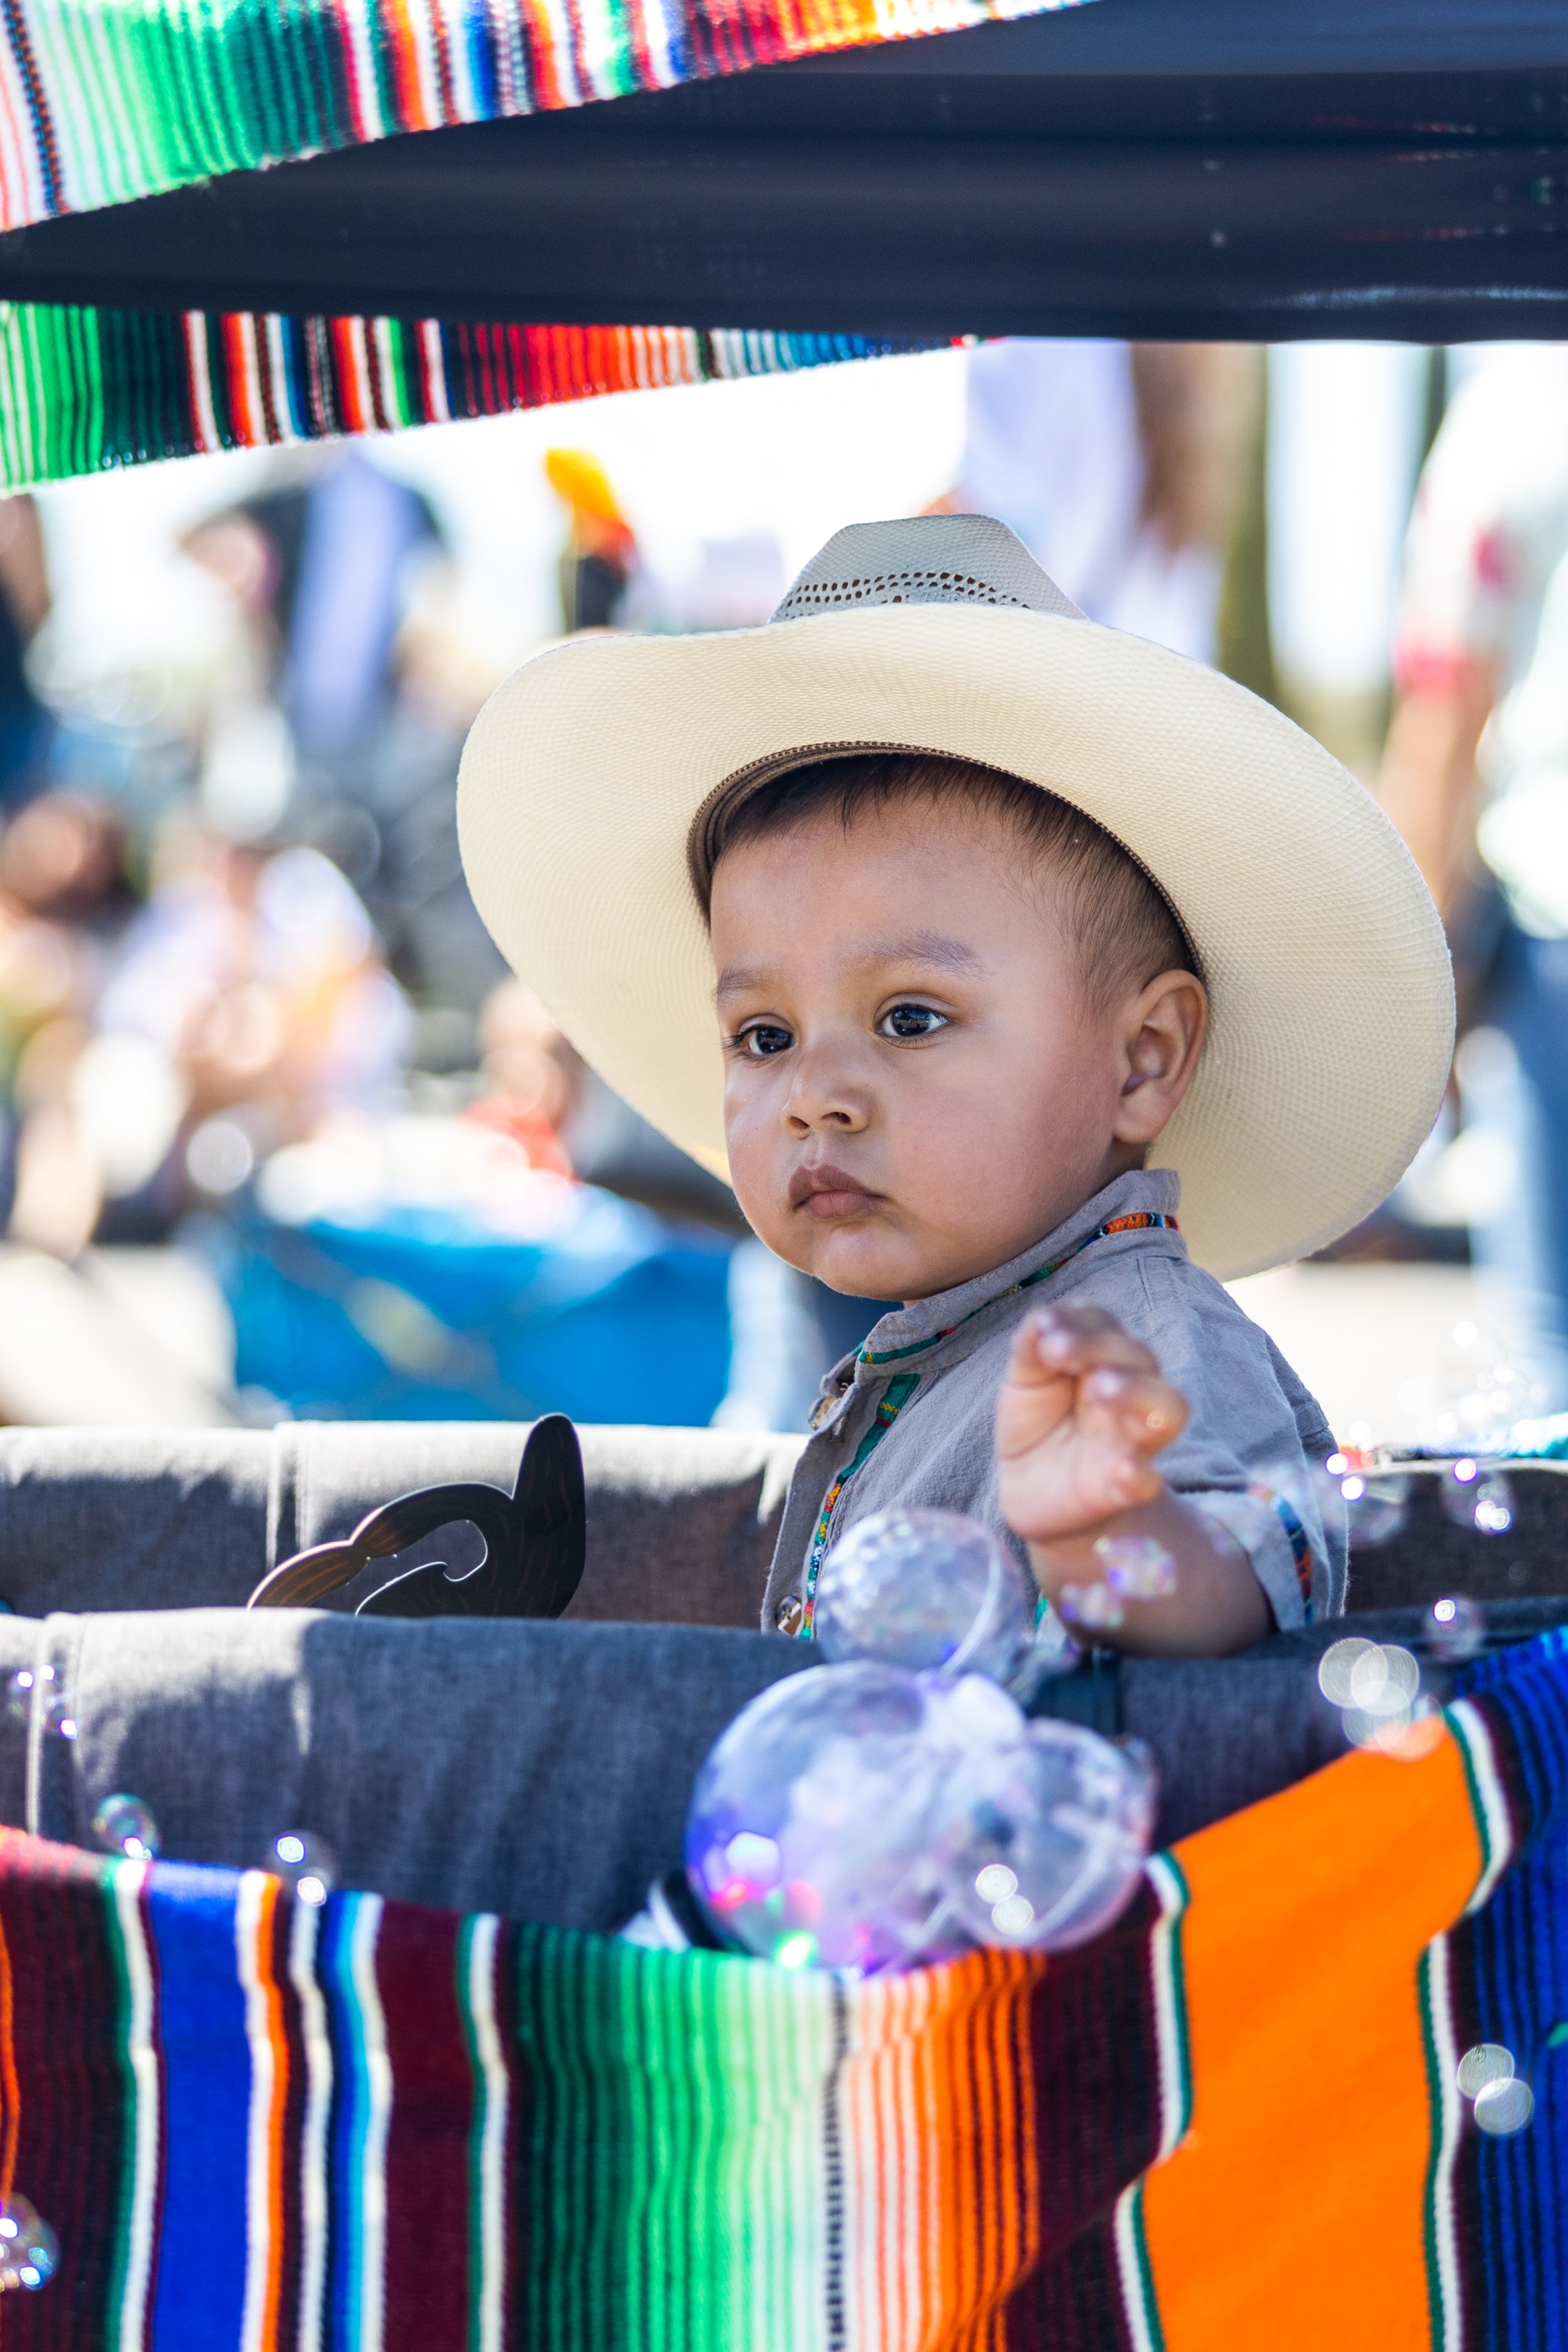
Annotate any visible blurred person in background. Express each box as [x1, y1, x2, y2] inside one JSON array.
[[950, 341, 1260, 662], [0, 497, 53, 810], [1379, 347, 1568, 1400], [183, 452, 502, 1012], [0, 793, 136, 1238], [7, 823, 408, 1258]]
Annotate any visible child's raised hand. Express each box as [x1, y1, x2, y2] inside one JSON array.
[[995, 1302, 1188, 1544]]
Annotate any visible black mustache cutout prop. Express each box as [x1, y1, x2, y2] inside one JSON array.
[[247, 1414, 586, 1621]]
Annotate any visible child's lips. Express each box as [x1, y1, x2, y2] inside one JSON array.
[[789, 1164, 882, 1219]]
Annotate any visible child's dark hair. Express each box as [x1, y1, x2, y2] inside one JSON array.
[[690, 750, 1196, 1007]]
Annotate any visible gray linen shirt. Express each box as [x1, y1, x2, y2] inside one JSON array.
[[763, 1167, 1344, 1640]]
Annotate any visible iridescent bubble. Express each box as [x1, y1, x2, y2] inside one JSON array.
[[813, 1509, 1036, 1683], [1058, 1582, 1126, 1634], [933, 1715, 1156, 1953], [1457, 2042, 1515, 2100], [1317, 1638, 1381, 1708], [685, 1663, 1155, 1974], [974, 1863, 1017, 1904], [1429, 1595, 1486, 1664], [684, 1661, 963, 1975], [272, 1831, 337, 1907], [92, 1794, 160, 1863], [1474, 2077, 1534, 2135], [1094, 1534, 1177, 1602], [5, 1665, 50, 1725], [1439, 1461, 1516, 1536], [1348, 1644, 1421, 1718], [0, 2195, 58, 2290]]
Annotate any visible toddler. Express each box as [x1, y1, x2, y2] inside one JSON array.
[[459, 513, 1454, 1655]]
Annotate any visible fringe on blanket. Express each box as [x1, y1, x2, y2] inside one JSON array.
[[0, 303, 957, 490]]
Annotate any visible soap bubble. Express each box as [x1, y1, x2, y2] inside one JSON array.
[[1439, 1461, 1515, 1537], [1475, 2075, 1534, 2136], [685, 1662, 1154, 1975], [1429, 1595, 1486, 1663], [1094, 1534, 1177, 1602], [8, 1665, 77, 1740], [4, 1667, 45, 1725], [686, 1663, 960, 1976], [272, 1831, 337, 1907], [1058, 1582, 1124, 1634], [1319, 1639, 1438, 1755], [1317, 1638, 1383, 1708], [1322, 1452, 1410, 1549], [92, 1794, 160, 1863], [932, 1716, 1156, 1952], [1457, 2042, 1515, 2100], [1261, 1451, 1409, 1555], [814, 1510, 1035, 1683], [0, 2196, 58, 2290]]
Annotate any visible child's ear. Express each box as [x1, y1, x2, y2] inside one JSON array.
[[1113, 971, 1207, 1145]]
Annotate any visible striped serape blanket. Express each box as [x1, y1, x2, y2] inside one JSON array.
[[0, 0, 1093, 488], [0, 1631, 1565, 2349]]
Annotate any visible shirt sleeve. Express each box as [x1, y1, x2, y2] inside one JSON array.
[[1124, 1256, 1340, 1631]]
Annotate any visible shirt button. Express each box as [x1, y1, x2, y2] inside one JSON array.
[[775, 1595, 805, 1636]]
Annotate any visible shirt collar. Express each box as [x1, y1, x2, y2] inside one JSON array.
[[814, 1166, 1183, 1417]]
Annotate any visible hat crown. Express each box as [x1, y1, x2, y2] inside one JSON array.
[[772, 513, 1084, 625]]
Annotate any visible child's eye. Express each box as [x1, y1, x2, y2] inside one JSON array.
[[736, 1022, 794, 1058], [878, 1004, 949, 1040]]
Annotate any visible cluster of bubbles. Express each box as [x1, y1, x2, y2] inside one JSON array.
[[0, 2196, 58, 2291], [687, 1509, 1156, 1976], [1457, 2042, 1534, 2136], [5, 1664, 75, 1742], [1316, 1595, 1490, 1757], [1259, 1320, 1548, 1559], [271, 1832, 338, 1907], [1316, 1638, 1443, 1757]]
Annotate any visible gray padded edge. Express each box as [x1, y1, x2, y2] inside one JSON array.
[[0, 1610, 814, 1926], [2, 1602, 1548, 1927], [0, 1425, 804, 1628]]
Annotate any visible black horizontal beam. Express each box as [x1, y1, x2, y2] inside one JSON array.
[[0, 0, 1565, 340]]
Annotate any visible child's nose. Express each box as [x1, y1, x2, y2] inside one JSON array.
[[783, 1042, 870, 1133]]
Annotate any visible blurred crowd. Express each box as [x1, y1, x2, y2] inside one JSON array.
[[1, 339, 1566, 1428]]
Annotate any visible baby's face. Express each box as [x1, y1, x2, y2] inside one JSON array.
[[710, 798, 1200, 1303]]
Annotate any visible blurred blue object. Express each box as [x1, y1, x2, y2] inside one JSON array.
[[222, 1183, 735, 1423]]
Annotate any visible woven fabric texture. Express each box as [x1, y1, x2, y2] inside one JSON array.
[[0, 1630, 1563, 2347], [0, 0, 1088, 234], [0, 308, 953, 490]]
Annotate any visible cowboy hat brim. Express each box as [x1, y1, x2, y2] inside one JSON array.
[[457, 601, 1453, 1279]]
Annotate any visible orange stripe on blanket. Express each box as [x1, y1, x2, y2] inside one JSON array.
[[1141, 1730, 1483, 2351], [842, 1947, 1040, 2350]]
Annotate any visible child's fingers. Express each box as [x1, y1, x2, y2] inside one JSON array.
[[999, 1428, 1165, 1539], [1011, 1303, 1160, 1389], [1079, 1367, 1188, 1457]]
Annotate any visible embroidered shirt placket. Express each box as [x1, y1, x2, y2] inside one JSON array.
[[793, 1210, 1178, 1639]]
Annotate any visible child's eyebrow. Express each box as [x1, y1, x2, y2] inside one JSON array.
[[714, 933, 984, 1007], [849, 932, 985, 977], [714, 964, 774, 1006]]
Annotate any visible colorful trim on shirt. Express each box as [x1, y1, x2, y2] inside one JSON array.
[[858, 1213, 1180, 1368], [798, 1372, 920, 1636], [1250, 1483, 1315, 1619]]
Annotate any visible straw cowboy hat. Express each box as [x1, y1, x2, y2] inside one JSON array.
[[458, 513, 1453, 1279]]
